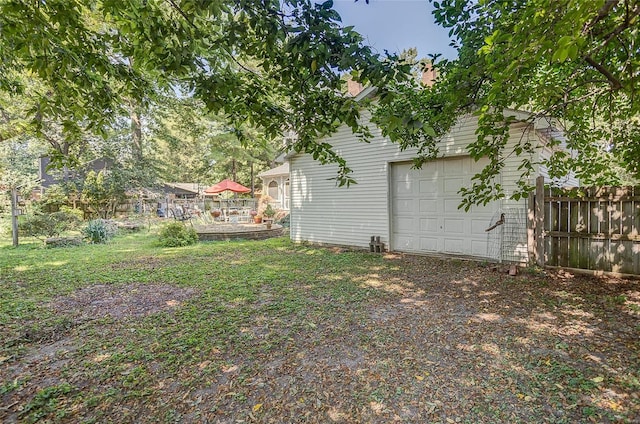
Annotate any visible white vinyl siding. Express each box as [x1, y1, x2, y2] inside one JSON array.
[[289, 113, 481, 249], [289, 111, 560, 262], [537, 146, 580, 188]]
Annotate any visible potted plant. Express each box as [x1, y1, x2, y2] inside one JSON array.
[[250, 210, 262, 223], [263, 204, 276, 229]]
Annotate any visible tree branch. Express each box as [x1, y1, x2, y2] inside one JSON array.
[[163, 0, 259, 76], [584, 56, 622, 89], [582, 0, 619, 35], [598, 3, 640, 45]]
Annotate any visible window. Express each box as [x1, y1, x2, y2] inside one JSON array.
[[284, 179, 290, 209], [268, 180, 278, 200]]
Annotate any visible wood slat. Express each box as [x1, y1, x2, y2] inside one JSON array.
[[542, 185, 640, 275]]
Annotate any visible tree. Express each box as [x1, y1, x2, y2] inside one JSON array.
[[0, 0, 410, 184], [377, 0, 640, 208], [0, 137, 43, 193], [81, 169, 127, 219], [145, 95, 276, 188]]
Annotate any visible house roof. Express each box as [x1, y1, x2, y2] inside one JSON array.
[[258, 162, 289, 178]]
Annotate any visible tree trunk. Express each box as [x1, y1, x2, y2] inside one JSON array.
[[250, 162, 254, 196], [231, 159, 237, 181], [11, 186, 19, 247], [131, 107, 143, 161]]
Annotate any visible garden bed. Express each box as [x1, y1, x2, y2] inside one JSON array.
[[44, 236, 84, 248], [194, 223, 284, 241]]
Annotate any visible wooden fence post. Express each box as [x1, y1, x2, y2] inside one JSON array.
[[11, 186, 19, 247], [535, 176, 545, 266], [527, 191, 535, 264]]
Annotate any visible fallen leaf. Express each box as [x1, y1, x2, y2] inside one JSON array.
[[222, 365, 238, 373], [253, 403, 263, 412]]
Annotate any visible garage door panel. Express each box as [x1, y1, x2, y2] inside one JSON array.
[[470, 157, 490, 171], [468, 203, 497, 214], [471, 240, 488, 256], [418, 164, 440, 178], [444, 178, 464, 194], [393, 198, 415, 214], [419, 199, 438, 213], [393, 181, 414, 195], [471, 218, 491, 235], [395, 235, 416, 250], [444, 238, 464, 253], [419, 237, 439, 251], [444, 218, 464, 234], [446, 159, 463, 173], [419, 180, 439, 194], [394, 216, 416, 232], [444, 198, 463, 214], [420, 217, 438, 232]]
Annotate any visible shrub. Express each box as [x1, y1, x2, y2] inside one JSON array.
[[263, 204, 276, 218], [278, 213, 290, 228], [158, 222, 198, 247], [0, 217, 10, 238], [19, 209, 82, 240], [82, 219, 118, 243], [58, 206, 84, 223]]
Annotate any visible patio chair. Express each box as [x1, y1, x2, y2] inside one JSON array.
[[169, 207, 192, 222]]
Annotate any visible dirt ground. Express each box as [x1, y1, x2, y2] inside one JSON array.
[[1, 254, 639, 423]]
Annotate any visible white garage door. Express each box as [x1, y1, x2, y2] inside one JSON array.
[[391, 157, 499, 258]]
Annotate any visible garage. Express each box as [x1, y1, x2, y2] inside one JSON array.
[[390, 157, 500, 258]]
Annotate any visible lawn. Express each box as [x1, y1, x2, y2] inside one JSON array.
[[1, 229, 639, 423]]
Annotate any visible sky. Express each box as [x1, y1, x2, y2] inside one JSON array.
[[330, 0, 458, 61]]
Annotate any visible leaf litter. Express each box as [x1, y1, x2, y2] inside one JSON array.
[[1, 251, 639, 423]]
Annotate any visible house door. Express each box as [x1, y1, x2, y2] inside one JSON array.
[[390, 157, 499, 258]]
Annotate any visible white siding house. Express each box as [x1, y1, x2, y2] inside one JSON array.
[[288, 102, 576, 262]]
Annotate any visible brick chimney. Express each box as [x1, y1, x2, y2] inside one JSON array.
[[347, 79, 364, 97], [421, 62, 438, 87]]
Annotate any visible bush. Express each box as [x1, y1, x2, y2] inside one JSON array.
[[82, 219, 118, 243], [0, 216, 10, 237], [263, 204, 276, 219], [58, 206, 84, 223], [158, 222, 198, 247], [19, 210, 82, 240], [277, 213, 290, 228]]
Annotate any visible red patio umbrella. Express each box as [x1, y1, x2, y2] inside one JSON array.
[[204, 179, 251, 194], [204, 179, 252, 221]]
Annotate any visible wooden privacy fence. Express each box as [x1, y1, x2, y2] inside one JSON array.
[[532, 177, 640, 275]]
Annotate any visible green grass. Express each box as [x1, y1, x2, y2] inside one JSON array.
[[1, 228, 639, 423]]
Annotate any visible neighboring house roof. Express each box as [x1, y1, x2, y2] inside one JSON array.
[[258, 162, 289, 179], [163, 183, 203, 196]]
